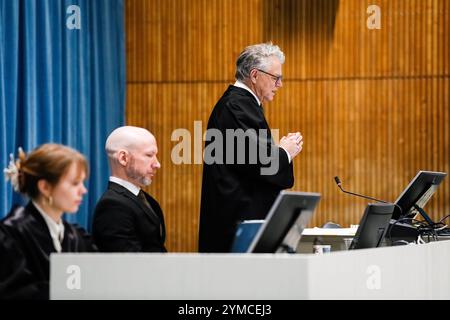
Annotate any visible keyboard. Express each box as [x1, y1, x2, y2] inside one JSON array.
[[437, 228, 450, 236]]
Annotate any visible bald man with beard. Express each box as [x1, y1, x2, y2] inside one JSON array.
[[93, 126, 167, 252]]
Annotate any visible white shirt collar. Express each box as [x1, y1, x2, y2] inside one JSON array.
[[234, 80, 261, 106], [109, 176, 141, 196], [32, 200, 65, 252]]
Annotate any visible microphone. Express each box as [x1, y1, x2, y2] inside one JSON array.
[[334, 176, 342, 187], [333, 176, 389, 203], [334, 176, 403, 216], [332, 176, 428, 247]]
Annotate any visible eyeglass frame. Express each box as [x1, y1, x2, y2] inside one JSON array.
[[256, 68, 283, 85]]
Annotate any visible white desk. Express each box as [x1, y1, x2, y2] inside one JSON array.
[[298, 227, 357, 253], [51, 240, 450, 300]]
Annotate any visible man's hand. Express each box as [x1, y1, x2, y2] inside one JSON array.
[[280, 132, 303, 160]]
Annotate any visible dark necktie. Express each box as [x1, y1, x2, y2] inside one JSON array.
[[138, 190, 163, 237], [138, 190, 153, 210]]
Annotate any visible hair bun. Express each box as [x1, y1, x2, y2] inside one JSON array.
[[4, 147, 25, 192]]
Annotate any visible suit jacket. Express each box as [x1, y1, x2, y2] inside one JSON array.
[[93, 181, 167, 252], [1, 202, 96, 299], [199, 85, 294, 252]]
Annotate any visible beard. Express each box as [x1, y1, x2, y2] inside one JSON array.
[[127, 158, 152, 187]]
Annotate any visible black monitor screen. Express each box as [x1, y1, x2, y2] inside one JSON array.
[[350, 203, 395, 250], [246, 191, 320, 253], [392, 171, 447, 221]]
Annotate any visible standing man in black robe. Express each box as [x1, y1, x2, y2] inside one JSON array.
[[199, 43, 303, 252]]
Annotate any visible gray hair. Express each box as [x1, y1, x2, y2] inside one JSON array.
[[235, 42, 285, 81]]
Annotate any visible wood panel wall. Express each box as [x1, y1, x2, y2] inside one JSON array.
[[126, 0, 450, 252]]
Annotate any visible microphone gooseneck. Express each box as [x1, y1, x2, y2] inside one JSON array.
[[333, 176, 403, 216], [333, 176, 389, 203]]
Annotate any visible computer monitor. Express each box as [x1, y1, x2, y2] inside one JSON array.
[[246, 191, 321, 253], [392, 171, 447, 222], [349, 203, 395, 250]]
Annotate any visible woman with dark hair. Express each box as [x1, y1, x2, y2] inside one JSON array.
[[2, 143, 96, 299]]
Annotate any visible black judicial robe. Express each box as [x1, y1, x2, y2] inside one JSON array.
[[0, 224, 43, 299], [1, 202, 96, 299], [198, 85, 294, 252]]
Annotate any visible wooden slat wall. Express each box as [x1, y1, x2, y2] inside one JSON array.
[[126, 0, 450, 252]]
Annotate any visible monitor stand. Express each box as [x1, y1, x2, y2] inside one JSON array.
[[413, 205, 435, 226], [277, 244, 296, 253]]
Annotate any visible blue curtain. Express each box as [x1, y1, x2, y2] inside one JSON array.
[[0, 0, 125, 230]]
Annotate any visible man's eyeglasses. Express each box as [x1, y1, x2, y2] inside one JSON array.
[[257, 69, 283, 85]]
